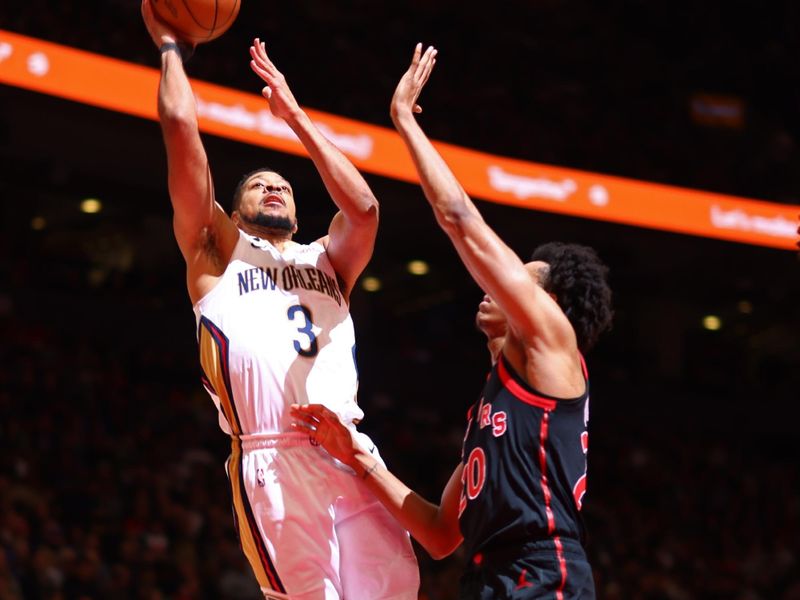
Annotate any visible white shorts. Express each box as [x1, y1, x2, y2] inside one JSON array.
[[226, 431, 420, 600]]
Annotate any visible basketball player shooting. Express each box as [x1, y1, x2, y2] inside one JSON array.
[[292, 44, 613, 599], [141, 1, 419, 598]]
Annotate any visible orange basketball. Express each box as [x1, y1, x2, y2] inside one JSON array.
[[151, 0, 241, 45]]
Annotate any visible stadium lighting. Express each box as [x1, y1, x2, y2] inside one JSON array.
[[80, 198, 103, 214], [361, 276, 382, 292], [407, 260, 430, 276]]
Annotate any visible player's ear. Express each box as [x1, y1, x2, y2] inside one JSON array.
[[231, 210, 241, 225], [291, 220, 298, 234]]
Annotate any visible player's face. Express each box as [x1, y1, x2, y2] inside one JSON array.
[[475, 261, 549, 339], [475, 293, 508, 340], [238, 171, 297, 227]]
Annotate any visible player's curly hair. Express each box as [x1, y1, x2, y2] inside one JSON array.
[[531, 242, 613, 353], [231, 167, 286, 212]]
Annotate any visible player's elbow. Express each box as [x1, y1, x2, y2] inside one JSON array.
[[350, 195, 379, 226], [436, 199, 476, 237], [427, 546, 454, 561], [420, 525, 462, 560], [425, 535, 462, 560], [158, 100, 197, 133]]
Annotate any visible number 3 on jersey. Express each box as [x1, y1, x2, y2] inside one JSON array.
[[287, 304, 318, 357]]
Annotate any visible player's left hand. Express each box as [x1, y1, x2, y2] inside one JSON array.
[[290, 404, 362, 467], [249, 39, 301, 121], [390, 43, 437, 124]]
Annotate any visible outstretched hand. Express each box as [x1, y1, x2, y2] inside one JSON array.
[[249, 39, 301, 121], [290, 404, 363, 467], [391, 43, 437, 124], [141, 0, 177, 47]]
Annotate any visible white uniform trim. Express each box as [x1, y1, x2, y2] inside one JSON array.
[[194, 230, 364, 436]]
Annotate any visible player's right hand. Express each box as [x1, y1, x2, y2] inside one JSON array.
[[141, 0, 178, 48]]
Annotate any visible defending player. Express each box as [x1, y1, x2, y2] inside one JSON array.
[[291, 45, 613, 599], [141, 2, 419, 598]]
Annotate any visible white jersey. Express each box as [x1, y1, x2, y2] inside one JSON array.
[[193, 230, 364, 437]]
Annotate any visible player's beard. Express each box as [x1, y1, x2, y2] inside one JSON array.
[[241, 212, 295, 233]]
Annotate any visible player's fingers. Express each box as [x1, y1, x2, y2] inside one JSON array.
[[424, 49, 437, 75], [415, 46, 433, 78], [297, 405, 337, 433], [411, 42, 422, 66], [142, 0, 157, 21], [251, 40, 276, 73], [414, 48, 430, 89], [419, 49, 436, 86], [298, 403, 327, 415], [420, 45, 435, 67], [291, 416, 317, 431], [424, 58, 437, 84], [250, 46, 270, 69], [250, 55, 274, 79], [289, 421, 314, 436], [258, 41, 276, 68], [249, 60, 271, 80], [289, 406, 318, 425]]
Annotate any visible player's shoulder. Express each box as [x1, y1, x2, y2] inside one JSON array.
[[311, 234, 330, 250]]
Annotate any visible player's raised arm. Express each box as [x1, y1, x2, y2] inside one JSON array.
[[141, 0, 239, 288], [290, 404, 464, 559], [249, 40, 379, 298], [390, 44, 570, 350]]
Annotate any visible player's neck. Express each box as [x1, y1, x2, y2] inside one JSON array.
[[240, 224, 294, 250], [486, 336, 505, 365]]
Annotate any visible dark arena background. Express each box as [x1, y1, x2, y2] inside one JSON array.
[[1, 1, 799, 598]]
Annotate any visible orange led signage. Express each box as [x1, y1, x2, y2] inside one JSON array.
[[1, 30, 797, 250]]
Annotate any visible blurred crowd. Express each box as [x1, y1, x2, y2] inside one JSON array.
[[1, 306, 799, 599]]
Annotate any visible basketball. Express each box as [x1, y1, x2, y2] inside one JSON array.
[[151, 0, 241, 45]]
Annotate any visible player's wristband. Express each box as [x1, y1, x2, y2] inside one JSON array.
[[159, 42, 181, 59], [159, 42, 195, 62]]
